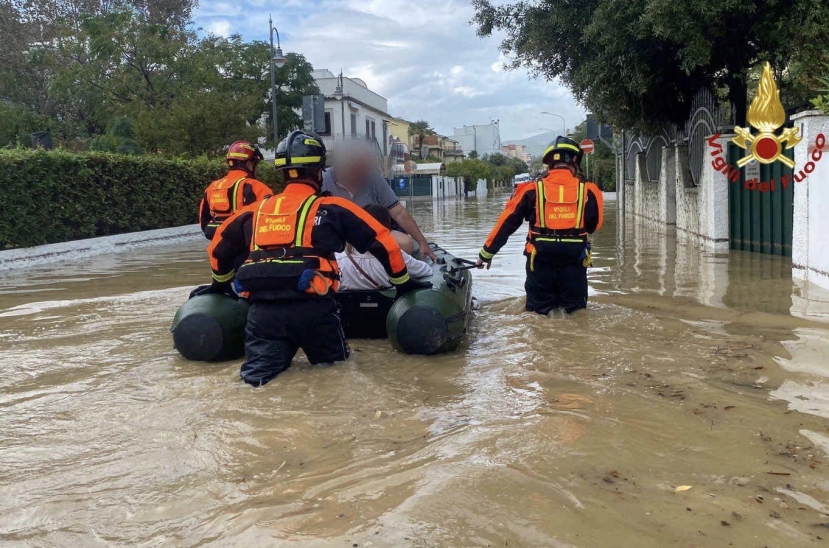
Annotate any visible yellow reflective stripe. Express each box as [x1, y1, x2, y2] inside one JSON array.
[[543, 144, 555, 159], [389, 273, 411, 285], [274, 155, 322, 166], [575, 181, 586, 228], [557, 142, 580, 153], [251, 199, 269, 251], [227, 152, 250, 159], [212, 270, 235, 283], [536, 237, 584, 243], [294, 196, 317, 247], [479, 248, 494, 260], [558, 185, 564, 202], [230, 177, 245, 211], [536, 180, 546, 229]]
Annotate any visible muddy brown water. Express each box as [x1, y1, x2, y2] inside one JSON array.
[[2, 195, 829, 547]]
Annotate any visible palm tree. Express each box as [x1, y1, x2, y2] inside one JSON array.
[[408, 120, 434, 157]]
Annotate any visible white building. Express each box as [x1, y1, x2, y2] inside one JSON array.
[[312, 69, 392, 163], [453, 122, 501, 157]]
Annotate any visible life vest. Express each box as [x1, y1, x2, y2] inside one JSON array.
[[526, 170, 589, 268], [235, 193, 340, 296], [205, 175, 247, 236]]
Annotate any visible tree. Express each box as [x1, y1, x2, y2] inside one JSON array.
[[473, 0, 829, 131], [446, 158, 491, 183], [0, 3, 319, 154], [467, 150, 479, 159], [408, 120, 434, 155]]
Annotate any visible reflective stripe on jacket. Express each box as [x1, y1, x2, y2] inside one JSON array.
[[208, 182, 410, 300]]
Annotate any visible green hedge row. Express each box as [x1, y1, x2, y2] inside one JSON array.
[[0, 149, 285, 248]]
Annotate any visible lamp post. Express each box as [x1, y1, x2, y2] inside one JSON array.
[[333, 70, 346, 140], [540, 112, 566, 136], [269, 15, 287, 148]]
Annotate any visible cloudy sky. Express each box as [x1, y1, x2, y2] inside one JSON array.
[[193, 0, 584, 142]]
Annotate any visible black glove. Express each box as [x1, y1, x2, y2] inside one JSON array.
[[395, 278, 432, 298], [189, 280, 236, 300]]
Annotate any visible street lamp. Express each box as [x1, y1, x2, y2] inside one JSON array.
[[269, 15, 287, 148], [540, 112, 566, 136], [333, 70, 346, 140]]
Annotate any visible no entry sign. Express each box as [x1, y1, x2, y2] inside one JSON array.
[[580, 139, 595, 154]]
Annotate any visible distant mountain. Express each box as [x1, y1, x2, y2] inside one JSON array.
[[502, 131, 557, 159]]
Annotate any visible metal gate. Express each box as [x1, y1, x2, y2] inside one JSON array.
[[727, 143, 794, 256]]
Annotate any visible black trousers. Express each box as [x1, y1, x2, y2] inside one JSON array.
[[241, 299, 350, 387], [524, 256, 588, 315]]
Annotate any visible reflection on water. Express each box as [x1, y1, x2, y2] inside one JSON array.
[[1, 194, 829, 547]]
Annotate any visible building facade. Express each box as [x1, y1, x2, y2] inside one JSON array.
[[501, 143, 532, 163], [414, 134, 465, 164], [453, 122, 501, 157], [312, 69, 392, 172]]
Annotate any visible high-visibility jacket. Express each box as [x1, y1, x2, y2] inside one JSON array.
[[208, 182, 410, 301], [199, 169, 273, 240], [479, 169, 603, 263]]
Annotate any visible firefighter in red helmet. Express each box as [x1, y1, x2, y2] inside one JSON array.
[[476, 136, 604, 314], [198, 140, 273, 240]]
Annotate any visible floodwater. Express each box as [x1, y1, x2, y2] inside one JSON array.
[[2, 194, 829, 547]]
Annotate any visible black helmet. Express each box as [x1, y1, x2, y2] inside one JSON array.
[[274, 130, 326, 180], [542, 136, 583, 168]]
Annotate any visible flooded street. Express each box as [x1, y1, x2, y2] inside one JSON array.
[[3, 194, 829, 547]]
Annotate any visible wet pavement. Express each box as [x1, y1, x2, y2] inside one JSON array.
[[1, 194, 829, 547]]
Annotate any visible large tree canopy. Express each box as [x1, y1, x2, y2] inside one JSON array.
[[0, 0, 319, 155], [473, 0, 829, 132]]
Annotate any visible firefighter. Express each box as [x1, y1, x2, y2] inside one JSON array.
[[476, 136, 603, 315], [199, 131, 430, 387], [198, 140, 273, 240]]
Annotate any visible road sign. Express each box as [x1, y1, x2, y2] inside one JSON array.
[[580, 139, 595, 154], [404, 160, 418, 174]]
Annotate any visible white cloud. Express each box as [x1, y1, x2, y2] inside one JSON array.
[[207, 20, 232, 37], [194, 0, 585, 141]]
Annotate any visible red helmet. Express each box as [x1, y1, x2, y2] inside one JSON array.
[[226, 140, 264, 165]]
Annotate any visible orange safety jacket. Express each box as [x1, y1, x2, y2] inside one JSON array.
[[479, 169, 603, 263], [199, 169, 273, 240], [208, 183, 410, 300]]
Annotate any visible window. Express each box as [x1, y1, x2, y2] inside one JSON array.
[[319, 112, 332, 136], [365, 119, 371, 138], [370, 121, 376, 142], [350, 113, 357, 136]]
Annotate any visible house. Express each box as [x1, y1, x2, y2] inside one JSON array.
[[501, 143, 532, 164], [453, 121, 501, 157], [413, 134, 465, 164], [312, 69, 393, 173]]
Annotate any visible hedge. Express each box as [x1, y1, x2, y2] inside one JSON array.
[[0, 149, 286, 248]]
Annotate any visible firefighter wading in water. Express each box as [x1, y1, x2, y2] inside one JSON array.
[[199, 140, 273, 240], [201, 131, 431, 387], [476, 136, 604, 314]]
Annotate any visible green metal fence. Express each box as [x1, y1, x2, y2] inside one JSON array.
[[392, 175, 433, 198], [727, 144, 794, 256]]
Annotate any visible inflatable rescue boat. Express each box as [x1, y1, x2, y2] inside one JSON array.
[[171, 243, 473, 360]]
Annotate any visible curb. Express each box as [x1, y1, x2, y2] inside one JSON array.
[[0, 224, 202, 272]]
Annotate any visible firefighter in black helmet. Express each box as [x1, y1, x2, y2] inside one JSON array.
[[204, 131, 430, 387], [476, 136, 604, 314]]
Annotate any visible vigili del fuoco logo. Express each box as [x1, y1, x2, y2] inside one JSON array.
[[708, 62, 826, 192]]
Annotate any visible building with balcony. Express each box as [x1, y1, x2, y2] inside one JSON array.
[[413, 134, 465, 164], [312, 69, 392, 173], [501, 143, 532, 164]]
